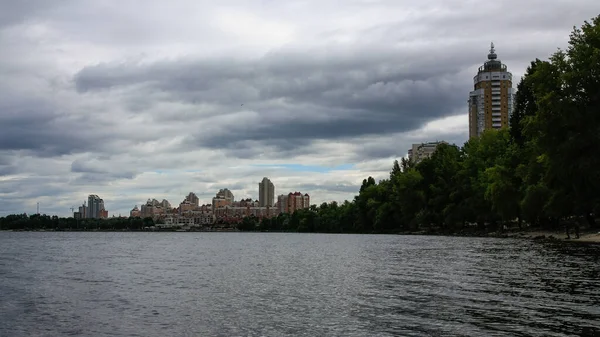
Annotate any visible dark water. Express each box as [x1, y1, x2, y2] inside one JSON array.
[[0, 233, 599, 337]]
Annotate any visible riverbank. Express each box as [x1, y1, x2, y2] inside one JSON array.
[[3, 227, 600, 244], [503, 229, 600, 243]]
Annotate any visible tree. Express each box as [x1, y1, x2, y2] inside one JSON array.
[[525, 15, 600, 227]]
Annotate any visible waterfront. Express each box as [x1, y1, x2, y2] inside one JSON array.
[[1, 232, 599, 336]]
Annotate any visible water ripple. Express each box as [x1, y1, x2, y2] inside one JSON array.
[[0, 232, 599, 336]]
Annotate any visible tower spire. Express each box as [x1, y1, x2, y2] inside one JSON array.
[[487, 41, 497, 60]]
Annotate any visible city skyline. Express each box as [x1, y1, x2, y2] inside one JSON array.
[[0, 1, 596, 218], [69, 176, 311, 218]]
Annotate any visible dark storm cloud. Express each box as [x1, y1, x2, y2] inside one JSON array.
[[0, 98, 108, 157], [0, 165, 16, 176], [74, 45, 475, 153]]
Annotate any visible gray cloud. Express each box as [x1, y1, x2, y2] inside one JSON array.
[[73, 45, 474, 155], [0, 97, 111, 157], [0, 0, 72, 28], [296, 183, 361, 194]]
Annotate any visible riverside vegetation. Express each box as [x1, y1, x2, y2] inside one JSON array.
[[2, 16, 599, 236]]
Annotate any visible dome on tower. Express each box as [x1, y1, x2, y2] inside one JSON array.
[[480, 42, 506, 72]]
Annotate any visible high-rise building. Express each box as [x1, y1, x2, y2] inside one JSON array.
[[77, 201, 87, 219], [468, 42, 516, 138], [87, 194, 105, 219], [258, 177, 275, 207]]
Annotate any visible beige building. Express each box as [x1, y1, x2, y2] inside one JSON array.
[[140, 198, 167, 218], [213, 205, 276, 221], [258, 177, 275, 207], [408, 141, 448, 164], [212, 189, 234, 210], [468, 43, 515, 138], [130, 205, 141, 217], [183, 193, 198, 207], [215, 189, 234, 202]]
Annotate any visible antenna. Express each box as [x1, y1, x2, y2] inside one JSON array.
[[37, 202, 39, 215]]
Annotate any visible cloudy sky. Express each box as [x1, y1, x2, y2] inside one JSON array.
[[0, 0, 596, 217]]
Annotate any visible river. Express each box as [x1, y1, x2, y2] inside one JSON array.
[[0, 232, 599, 336]]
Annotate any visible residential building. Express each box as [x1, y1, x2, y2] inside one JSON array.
[[213, 205, 276, 222], [179, 200, 196, 214], [216, 189, 234, 202], [258, 177, 275, 207], [183, 193, 198, 207], [130, 205, 141, 217], [140, 198, 166, 218], [179, 193, 199, 214], [277, 194, 288, 214], [76, 201, 87, 219], [87, 194, 106, 219], [408, 141, 448, 164], [468, 42, 516, 138], [212, 189, 234, 210], [277, 192, 310, 214], [163, 210, 215, 227], [160, 199, 172, 209]]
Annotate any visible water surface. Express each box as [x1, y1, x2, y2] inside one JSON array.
[[1, 232, 599, 336]]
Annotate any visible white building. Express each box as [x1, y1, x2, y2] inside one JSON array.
[[408, 141, 448, 164]]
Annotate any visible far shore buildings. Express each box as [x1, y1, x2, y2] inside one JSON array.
[[126, 187, 312, 228], [468, 42, 515, 138], [122, 185, 308, 228], [408, 141, 448, 164]]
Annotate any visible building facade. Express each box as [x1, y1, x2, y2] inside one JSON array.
[[277, 192, 310, 214], [408, 141, 448, 164], [87, 194, 107, 219], [258, 177, 275, 207], [468, 43, 515, 138]]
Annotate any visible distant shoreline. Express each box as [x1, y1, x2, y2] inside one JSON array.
[[3, 228, 599, 243]]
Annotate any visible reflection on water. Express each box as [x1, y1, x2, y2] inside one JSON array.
[[0, 232, 598, 336]]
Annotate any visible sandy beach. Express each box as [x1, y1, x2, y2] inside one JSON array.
[[509, 229, 600, 243]]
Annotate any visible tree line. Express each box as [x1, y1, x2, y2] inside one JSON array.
[[0, 213, 157, 231], [1, 16, 599, 234]]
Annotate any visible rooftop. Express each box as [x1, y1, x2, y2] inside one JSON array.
[[478, 42, 507, 73]]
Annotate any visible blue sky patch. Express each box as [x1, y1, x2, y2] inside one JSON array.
[[253, 163, 354, 173]]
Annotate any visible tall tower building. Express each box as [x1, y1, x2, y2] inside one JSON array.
[[468, 43, 515, 138], [258, 177, 275, 207], [87, 194, 105, 219]]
